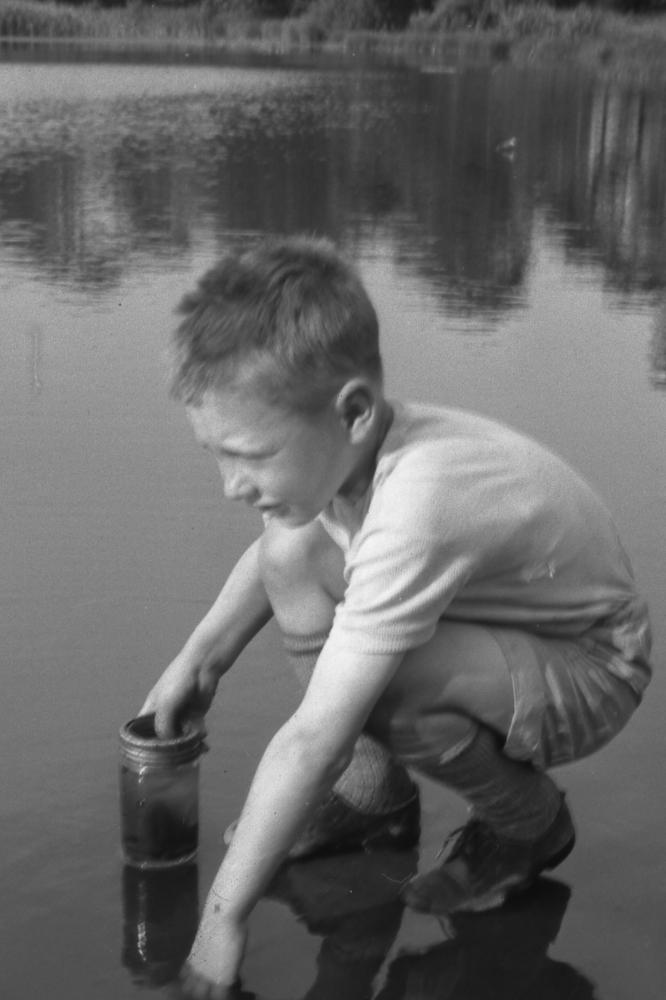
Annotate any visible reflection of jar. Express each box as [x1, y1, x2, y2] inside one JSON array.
[[119, 714, 206, 868], [121, 864, 199, 986]]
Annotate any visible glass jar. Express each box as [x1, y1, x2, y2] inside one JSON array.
[[119, 714, 206, 869]]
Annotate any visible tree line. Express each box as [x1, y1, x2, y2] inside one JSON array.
[[38, 1, 666, 21]]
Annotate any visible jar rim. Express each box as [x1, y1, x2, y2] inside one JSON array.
[[119, 714, 206, 756]]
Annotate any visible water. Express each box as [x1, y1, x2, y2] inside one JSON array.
[[1, 51, 665, 999]]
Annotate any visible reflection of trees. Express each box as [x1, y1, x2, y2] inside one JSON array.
[[113, 132, 194, 252], [0, 152, 125, 287], [336, 69, 532, 315], [649, 295, 666, 389], [527, 71, 666, 294], [0, 61, 664, 310]]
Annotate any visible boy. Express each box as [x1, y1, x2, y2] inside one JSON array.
[[140, 236, 652, 995]]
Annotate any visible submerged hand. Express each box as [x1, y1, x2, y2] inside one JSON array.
[[179, 966, 242, 1000], [179, 914, 248, 1000], [140, 653, 220, 738]]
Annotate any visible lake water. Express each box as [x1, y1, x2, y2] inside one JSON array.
[[1, 48, 665, 1000]]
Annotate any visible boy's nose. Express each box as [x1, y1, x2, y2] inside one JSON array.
[[220, 465, 256, 504]]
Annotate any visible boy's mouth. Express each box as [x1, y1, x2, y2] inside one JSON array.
[[255, 502, 286, 518]]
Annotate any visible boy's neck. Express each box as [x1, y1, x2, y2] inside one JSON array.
[[338, 398, 393, 504]]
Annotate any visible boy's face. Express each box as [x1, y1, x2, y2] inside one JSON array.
[[186, 385, 355, 527]]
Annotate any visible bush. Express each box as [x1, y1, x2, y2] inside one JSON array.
[[377, 0, 436, 27], [224, 14, 264, 38], [507, 1, 604, 38], [260, 15, 325, 45], [409, 0, 606, 34], [409, 0, 507, 30], [301, 0, 387, 32], [0, 0, 87, 37]]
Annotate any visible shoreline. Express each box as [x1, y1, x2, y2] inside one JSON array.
[[1, 12, 665, 86]]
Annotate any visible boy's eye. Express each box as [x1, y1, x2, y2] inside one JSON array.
[[218, 448, 274, 463], [232, 450, 269, 461]]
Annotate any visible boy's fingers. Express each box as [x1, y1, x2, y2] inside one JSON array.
[[138, 695, 155, 717], [182, 714, 207, 741], [179, 964, 234, 1000], [154, 702, 179, 739]]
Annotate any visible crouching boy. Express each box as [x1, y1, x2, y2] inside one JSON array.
[[140, 236, 652, 994]]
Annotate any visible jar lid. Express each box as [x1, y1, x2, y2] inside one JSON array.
[[119, 714, 206, 767]]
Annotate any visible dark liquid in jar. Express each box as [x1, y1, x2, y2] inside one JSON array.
[[120, 764, 198, 866]]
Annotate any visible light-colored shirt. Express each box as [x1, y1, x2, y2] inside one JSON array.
[[319, 402, 649, 681]]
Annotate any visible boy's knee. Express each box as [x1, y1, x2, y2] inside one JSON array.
[[259, 521, 310, 590], [259, 519, 343, 597], [373, 708, 476, 767]]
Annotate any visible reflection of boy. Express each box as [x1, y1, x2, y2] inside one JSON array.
[[140, 237, 652, 993], [268, 850, 416, 1000], [376, 878, 595, 1000]]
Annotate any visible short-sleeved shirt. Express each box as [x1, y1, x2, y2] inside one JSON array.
[[319, 402, 651, 694]]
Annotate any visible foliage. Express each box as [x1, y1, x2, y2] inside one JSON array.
[[0, 0, 662, 46], [199, 0, 292, 16], [547, 0, 665, 8], [279, 0, 436, 30], [0, 0, 211, 39], [299, 0, 386, 32], [409, 0, 607, 35], [506, 1, 604, 37], [0, 0, 87, 36], [615, 0, 666, 9]]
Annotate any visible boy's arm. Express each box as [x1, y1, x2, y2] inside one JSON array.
[[141, 538, 273, 737], [183, 641, 404, 991]]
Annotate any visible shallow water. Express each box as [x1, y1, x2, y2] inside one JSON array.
[[1, 53, 665, 1000]]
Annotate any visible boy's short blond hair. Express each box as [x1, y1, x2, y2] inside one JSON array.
[[169, 236, 382, 413]]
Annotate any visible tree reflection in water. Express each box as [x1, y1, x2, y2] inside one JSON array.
[[649, 296, 666, 390], [0, 62, 663, 339]]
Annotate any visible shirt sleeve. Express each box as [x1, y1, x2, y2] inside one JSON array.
[[328, 525, 477, 654], [325, 438, 487, 658]]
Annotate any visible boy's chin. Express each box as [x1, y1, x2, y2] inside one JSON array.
[[261, 506, 319, 528]]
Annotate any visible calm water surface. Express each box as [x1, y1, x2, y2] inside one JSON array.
[[1, 53, 665, 1000]]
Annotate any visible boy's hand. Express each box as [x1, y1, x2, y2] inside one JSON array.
[[140, 653, 220, 739], [179, 913, 248, 999]]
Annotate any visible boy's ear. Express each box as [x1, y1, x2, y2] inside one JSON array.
[[334, 379, 377, 444]]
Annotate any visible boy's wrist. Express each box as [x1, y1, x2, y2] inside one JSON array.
[[184, 906, 248, 994], [181, 635, 227, 680]]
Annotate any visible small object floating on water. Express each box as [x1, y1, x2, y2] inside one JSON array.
[[495, 137, 518, 160], [421, 65, 457, 75]]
